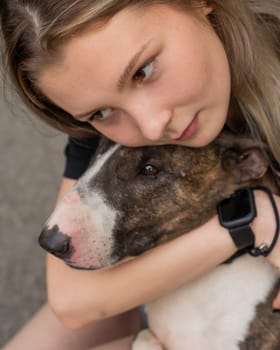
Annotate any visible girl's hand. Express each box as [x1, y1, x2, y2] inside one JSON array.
[[253, 190, 280, 269], [253, 190, 280, 309], [272, 293, 280, 309]]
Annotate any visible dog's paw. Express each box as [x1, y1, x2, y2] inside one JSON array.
[[132, 329, 163, 350]]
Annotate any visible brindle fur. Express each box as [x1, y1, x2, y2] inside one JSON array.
[[239, 281, 280, 350], [40, 131, 280, 349], [86, 132, 277, 260]]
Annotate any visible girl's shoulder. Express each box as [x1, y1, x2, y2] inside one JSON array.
[[64, 135, 101, 179]]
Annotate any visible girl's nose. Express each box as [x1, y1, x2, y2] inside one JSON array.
[[129, 103, 172, 141]]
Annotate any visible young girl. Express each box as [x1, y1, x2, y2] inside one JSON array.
[[1, 1, 280, 349]]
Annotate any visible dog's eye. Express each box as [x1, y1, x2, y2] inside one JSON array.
[[140, 164, 159, 176]]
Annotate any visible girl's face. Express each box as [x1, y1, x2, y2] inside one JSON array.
[[39, 4, 231, 147]]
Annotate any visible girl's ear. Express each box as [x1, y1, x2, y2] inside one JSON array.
[[198, 1, 213, 16], [202, 6, 213, 16]]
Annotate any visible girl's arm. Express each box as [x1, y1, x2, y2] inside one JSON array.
[[55, 177, 78, 203], [47, 184, 280, 329]]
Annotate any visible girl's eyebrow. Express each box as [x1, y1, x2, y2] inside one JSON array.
[[75, 40, 152, 119], [117, 40, 152, 91]]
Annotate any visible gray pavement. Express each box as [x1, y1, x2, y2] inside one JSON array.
[[0, 81, 67, 347]]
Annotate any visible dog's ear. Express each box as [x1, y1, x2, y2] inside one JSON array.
[[216, 131, 269, 182], [221, 147, 269, 182]]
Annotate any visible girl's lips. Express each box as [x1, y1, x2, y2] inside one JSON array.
[[175, 114, 199, 141]]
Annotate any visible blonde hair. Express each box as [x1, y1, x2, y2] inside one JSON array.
[[1, 0, 280, 163]]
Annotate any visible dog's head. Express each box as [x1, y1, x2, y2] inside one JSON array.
[[39, 132, 272, 269]]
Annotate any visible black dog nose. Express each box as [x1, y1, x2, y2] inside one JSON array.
[[39, 224, 73, 259]]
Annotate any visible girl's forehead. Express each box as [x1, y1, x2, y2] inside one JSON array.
[[38, 4, 209, 116], [46, 3, 199, 67], [38, 6, 184, 102], [38, 6, 162, 105]]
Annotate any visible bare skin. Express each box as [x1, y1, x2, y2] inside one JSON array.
[[1, 304, 141, 350], [89, 336, 134, 350]]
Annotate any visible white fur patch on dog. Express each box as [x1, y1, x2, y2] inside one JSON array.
[[46, 144, 121, 269], [144, 255, 278, 350], [80, 144, 120, 187]]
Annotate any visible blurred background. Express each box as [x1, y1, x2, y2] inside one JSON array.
[[0, 79, 67, 346]]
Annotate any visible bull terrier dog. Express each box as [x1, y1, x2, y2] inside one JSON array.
[[39, 131, 280, 350]]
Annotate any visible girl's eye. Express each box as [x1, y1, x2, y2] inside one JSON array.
[[88, 108, 112, 122], [133, 60, 154, 83]]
